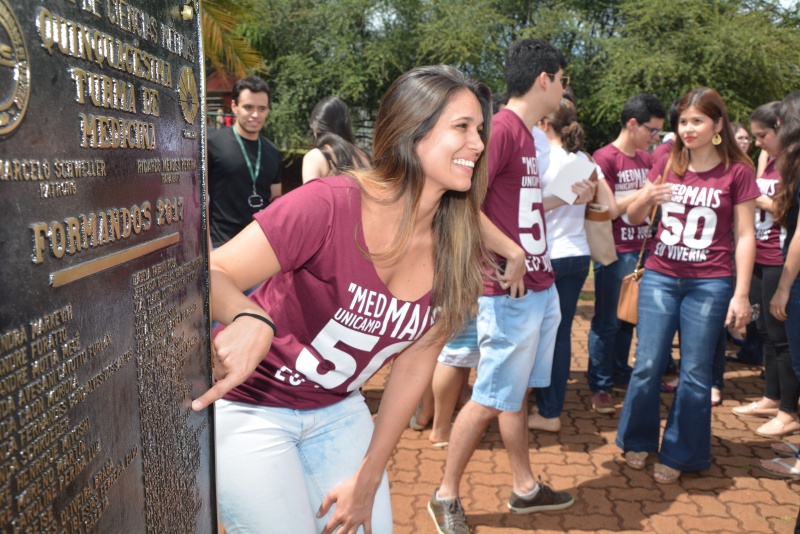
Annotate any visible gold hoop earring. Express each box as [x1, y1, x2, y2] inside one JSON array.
[[712, 133, 722, 146]]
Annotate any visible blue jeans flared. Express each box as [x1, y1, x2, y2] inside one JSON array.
[[616, 270, 733, 472], [534, 255, 590, 417], [787, 277, 800, 380], [784, 277, 800, 461]]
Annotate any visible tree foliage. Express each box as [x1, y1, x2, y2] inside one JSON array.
[[202, 0, 264, 77], [216, 0, 800, 153], [585, 0, 800, 146], [232, 0, 512, 151]]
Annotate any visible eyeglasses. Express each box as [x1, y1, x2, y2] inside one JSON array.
[[545, 73, 570, 89], [639, 123, 663, 137]]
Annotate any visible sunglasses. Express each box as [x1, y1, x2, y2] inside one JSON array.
[[545, 73, 570, 89], [640, 123, 663, 137]]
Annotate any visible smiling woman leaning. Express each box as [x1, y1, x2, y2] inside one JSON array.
[[191, 65, 493, 534], [615, 88, 759, 485]]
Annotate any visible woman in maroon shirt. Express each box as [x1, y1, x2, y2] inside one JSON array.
[[192, 66, 505, 533], [616, 88, 758, 485]]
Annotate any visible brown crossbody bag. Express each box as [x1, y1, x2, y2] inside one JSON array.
[[616, 160, 669, 325]]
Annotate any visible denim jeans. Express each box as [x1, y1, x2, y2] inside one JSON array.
[[711, 327, 727, 391], [616, 270, 733, 472], [534, 255, 590, 417], [785, 277, 800, 462], [588, 251, 639, 392], [215, 395, 393, 533], [735, 321, 764, 364]]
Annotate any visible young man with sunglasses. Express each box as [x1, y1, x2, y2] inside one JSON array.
[[428, 38, 593, 534], [588, 93, 666, 415]]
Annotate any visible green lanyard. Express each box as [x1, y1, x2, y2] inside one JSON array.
[[232, 126, 264, 208]]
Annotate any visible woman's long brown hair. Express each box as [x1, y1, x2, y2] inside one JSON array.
[[353, 65, 493, 343], [774, 92, 800, 226]]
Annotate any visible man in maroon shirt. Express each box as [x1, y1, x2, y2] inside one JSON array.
[[588, 94, 665, 414], [429, 39, 592, 534]]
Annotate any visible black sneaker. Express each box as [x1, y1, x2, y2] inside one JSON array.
[[507, 482, 575, 514], [428, 488, 469, 534]]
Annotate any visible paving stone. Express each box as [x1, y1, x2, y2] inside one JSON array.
[[767, 516, 797, 534], [719, 488, 780, 505], [689, 492, 730, 517], [649, 514, 682, 532], [681, 515, 741, 532], [729, 502, 778, 533]]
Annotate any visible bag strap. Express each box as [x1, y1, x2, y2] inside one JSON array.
[[632, 156, 670, 272], [585, 151, 600, 203]]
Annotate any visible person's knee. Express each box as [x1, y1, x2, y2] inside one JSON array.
[[630, 352, 665, 379], [462, 399, 502, 422]]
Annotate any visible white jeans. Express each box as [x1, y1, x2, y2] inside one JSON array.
[[215, 394, 393, 533]]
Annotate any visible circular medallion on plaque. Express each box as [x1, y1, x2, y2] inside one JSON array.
[[178, 66, 199, 125], [0, 0, 30, 136]]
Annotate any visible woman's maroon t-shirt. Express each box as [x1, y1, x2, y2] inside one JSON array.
[[755, 158, 785, 266], [644, 160, 759, 278], [221, 177, 434, 409]]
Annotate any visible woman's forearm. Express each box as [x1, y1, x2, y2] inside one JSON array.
[[733, 201, 757, 298], [755, 195, 774, 213], [357, 337, 442, 486], [777, 229, 800, 292]]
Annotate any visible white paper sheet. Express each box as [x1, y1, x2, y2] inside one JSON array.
[[544, 153, 596, 205]]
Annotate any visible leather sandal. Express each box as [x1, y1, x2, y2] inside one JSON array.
[[732, 401, 779, 418], [770, 441, 800, 458], [653, 463, 681, 484], [759, 457, 800, 478], [624, 451, 647, 470], [409, 404, 429, 431], [755, 417, 800, 438]]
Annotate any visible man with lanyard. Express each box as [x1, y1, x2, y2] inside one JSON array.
[[208, 76, 282, 249]]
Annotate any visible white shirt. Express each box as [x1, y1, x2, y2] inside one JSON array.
[[532, 126, 550, 178], [541, 146, 604, 259]]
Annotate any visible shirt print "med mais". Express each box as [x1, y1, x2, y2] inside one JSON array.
[[291, 281, 433, 392]]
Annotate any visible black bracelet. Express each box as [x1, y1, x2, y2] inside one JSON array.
[[232, 312, 276, 336]]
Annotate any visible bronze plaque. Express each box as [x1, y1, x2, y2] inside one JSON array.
[[0, 0, 214, 531]]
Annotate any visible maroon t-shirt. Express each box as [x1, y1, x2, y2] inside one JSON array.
[[593, 144, 653, 253], [221, 176, 435, 409], [755, 159, 785, 266], [483, 109, 554, 294], [644, 160, 759, 278], [651, 139, 675, 167]]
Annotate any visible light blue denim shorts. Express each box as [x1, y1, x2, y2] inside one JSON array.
[[438, 318, 480, 368], [472, 285, 561, 412]]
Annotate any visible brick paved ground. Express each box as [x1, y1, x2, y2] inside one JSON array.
[[363, 289, 800, 533]]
